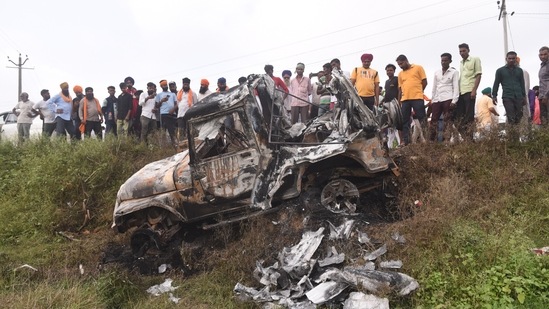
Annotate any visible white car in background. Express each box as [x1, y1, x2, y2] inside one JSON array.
[[0, 111, 43, 142]]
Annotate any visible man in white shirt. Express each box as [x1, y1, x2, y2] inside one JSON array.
[[429, 53, 459, 142], [12, 92, 35, 143], [32, 89, 56, 137], [176, 77, 198, 140], [139, 82, 157, 143]]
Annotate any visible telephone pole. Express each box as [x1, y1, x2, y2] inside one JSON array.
[[498, 0, 514, 59], [6, 53, 33, 102]]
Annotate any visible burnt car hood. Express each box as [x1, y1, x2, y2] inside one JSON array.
[[116, 150, 191, 203]]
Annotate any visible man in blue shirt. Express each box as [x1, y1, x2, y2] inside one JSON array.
[[155, 79, 178, 146], [47, 82, 75, 138]]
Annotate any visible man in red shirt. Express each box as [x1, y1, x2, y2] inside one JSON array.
[[124, 76, 141, 137], [264, 64, 289, 100]]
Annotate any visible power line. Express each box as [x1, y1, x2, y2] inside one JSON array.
[[157, 0, 492, 79], [214, 16, 496, 84]]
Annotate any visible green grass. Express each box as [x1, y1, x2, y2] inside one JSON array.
[[1, 129, 549, 308]]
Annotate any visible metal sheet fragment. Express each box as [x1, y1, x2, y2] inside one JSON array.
[[364, 244, 387, 261], [318, 246, 345, 267], [343, 292, 389, 309], [328, 220, 355, 240]]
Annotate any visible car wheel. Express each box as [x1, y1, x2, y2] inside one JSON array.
[[320, 178, 359, 214], [130, 228, 159, 258]]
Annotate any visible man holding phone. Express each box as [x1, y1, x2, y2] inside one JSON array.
[[155, 79, 178, 146]]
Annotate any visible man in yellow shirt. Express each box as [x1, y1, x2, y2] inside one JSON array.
[[350, 53, 380, 111], [396, 54, 428, 145]]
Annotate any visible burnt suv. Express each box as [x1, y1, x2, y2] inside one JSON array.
[[112, 70, 402, 254]]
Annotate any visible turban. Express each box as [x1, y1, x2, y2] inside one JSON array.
[[85, 87, 93, 92], [296, 63, 305, 70], [169, 81, 176, 85], [218, 77, 226, 84], [200, 79, 209, 86], [361, 53, 373, 62], [159, 80, 168, 87], [182, 77, 191, 84], [60, 82, 69, 89], [73, 85, 83, 93], [481, 87, 491, 95], [282, 70, 292, 77], [516, 56, 521, 64]]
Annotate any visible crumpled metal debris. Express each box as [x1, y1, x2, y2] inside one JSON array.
[[146, 278, 178, 296], [343, 292, 389, 309], [364, 244, 387, 261], [168, 293, 181, 304], [357, 231, 371, 244], [158, 263, 171, 274], [328, 219, 355, 240], [391, 231, 406, 244], [319, 266, 419, 296], [379, 260, 403, 269], [305, 281, 349, 304], [234, 228, 419, 308], [318, 246, 345, 267], [279, 227, 325, 278]]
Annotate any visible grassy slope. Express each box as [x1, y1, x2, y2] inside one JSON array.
[[0, 130, 548, 308]]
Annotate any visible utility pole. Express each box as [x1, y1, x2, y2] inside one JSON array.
[[6, 53, 33, 102], [498, 0, 515, 59]]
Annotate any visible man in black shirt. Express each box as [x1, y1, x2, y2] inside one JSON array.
[[117, 82, 133, 136], [382, 64, 399, 103]]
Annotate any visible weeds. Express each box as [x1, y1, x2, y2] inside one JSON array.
[[1, 128, 549, 307]]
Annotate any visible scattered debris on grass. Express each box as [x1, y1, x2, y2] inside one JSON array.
[[234, 222, 418, 308]]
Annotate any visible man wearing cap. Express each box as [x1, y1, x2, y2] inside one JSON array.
[[289, 62, 313, 124], [217, 77, 229, 93], [47, 82, 75, 138], [430, 53, 459, 142], [139, 82, 157, 143], [117, 82, 133, 136], [155, 79, 178, 146], [12, 92, 35, 143], [72, 85, 84, 140], [102, 86, 118, 137], [176, 77, 198, 140], [32, 89, 56, 137], [79, 87, 104, 139], [476, 87, 499, 136], [169, 81, 178, 95], [351, 53, 380, 111], [197, 79, 212, 101], [492, 51, 527, 125], [396, 54, 428, 146]]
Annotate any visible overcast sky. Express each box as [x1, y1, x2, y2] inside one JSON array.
[[0, 0, 547, 112]]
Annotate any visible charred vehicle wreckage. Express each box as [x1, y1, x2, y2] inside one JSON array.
[[112, 70, 403, 256]]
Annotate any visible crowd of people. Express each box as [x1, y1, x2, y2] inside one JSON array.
[[8, 43, 549, 148]]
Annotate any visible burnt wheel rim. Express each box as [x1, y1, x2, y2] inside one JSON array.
[[320, 179, 359, 214]]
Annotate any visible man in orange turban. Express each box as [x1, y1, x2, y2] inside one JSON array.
[[71, 85, 84, 140]]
